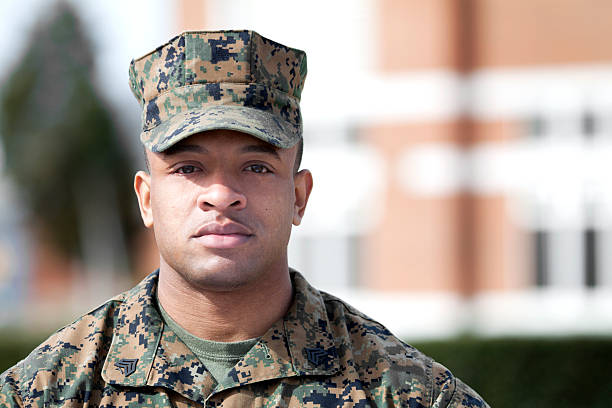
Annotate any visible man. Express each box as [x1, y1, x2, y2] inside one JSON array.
[[0, 30, 489, 407]]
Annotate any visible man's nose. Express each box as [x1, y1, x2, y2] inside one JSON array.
[[197, 182, 247, 211]]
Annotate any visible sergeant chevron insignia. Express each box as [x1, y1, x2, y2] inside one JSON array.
[[114, 359, 138, 377], [305, 347, 328, 366]]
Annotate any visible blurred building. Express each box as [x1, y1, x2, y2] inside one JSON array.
[[3, 0, 612, 340], [347, 0, 612, 338]]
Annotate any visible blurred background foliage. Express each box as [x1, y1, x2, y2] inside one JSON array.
[[0, 3, 138, 264]]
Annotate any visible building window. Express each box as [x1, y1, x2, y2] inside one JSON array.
[[534, 230, 549, 287], [584, 227, 597, 288], [524, 113, 607, 289]]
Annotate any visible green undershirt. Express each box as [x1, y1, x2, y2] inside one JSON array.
[[157, 298, 259, 383]]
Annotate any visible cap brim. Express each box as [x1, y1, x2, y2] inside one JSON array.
[[140, 105, 301, 152]]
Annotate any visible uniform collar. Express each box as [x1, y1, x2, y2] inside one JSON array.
[[101, 269, 340, 402], [101, 271, 163, 386], [282, 269, 341, 375]]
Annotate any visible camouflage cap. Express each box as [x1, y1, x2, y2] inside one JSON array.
[[129, 30, 307, 152]]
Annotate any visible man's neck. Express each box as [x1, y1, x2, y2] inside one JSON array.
[[156, 266, 293, 342]]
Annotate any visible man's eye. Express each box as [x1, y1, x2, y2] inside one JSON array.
[[176, 165, 198, 174], [245, 164, 270, 174]]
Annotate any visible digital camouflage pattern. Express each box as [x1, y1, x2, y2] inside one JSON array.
[[0, 270, 489, 407], [129, 30, 307, 152]]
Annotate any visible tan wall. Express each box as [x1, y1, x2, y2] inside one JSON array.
[[177, 0, 207, 31], [471, 196, 531, 291], [378, 0, 462, 71], [472, 0, 612, 67], [375, 0, 544, 293], [361, 118, 531, 292], [380, 0, 612, 69], [469, 120, 529, 291], [361, 122, 467, 291]]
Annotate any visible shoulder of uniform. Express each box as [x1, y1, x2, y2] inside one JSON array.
[[320, 289, 432, 367], [319, 291, 490, 407], [0, 292, 126, 401], [431, 361, 490, 407], [18, 295, 122, 365], [0, 271, 160, 404], [0, 365, 21, 407]]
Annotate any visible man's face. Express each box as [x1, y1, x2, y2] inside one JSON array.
[[134, 129, 312, 291]]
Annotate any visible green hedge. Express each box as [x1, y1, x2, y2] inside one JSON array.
[[0, 331, 48, 373], [2, 334, 611, 407], [413, 337, 612, 408]]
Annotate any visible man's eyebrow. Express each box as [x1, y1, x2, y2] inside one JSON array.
[[161, 144, 208, 156], [240, 144, 281, 160]]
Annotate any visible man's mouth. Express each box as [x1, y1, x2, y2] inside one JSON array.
[[193, 222, 253, 249]]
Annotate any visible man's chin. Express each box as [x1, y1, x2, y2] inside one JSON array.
[[180, 259, 257, 292]]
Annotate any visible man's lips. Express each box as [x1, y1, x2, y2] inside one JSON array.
[[192, 222, 253, 249]]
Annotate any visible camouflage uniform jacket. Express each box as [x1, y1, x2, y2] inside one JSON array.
[[0, 270, 489, 407]]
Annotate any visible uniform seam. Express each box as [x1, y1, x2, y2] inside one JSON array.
[[427, 356, 434, 407], [248, 30, 255, 84], [144, 320, 164, 385], [1, 367, 24, 407], [282, 319, 299, 374], [183, 32, 188, 92], [448, 376, 459, 406]]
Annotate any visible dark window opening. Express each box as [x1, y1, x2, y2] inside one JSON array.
[[528, 116, 546, 138], [534, 230, 548, 287], [584, 228, 597, 288], [581, 111, 596, 138]]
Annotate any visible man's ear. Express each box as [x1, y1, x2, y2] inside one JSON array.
[[293, 169, 313, 226], [134, 170, 154, 228]]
